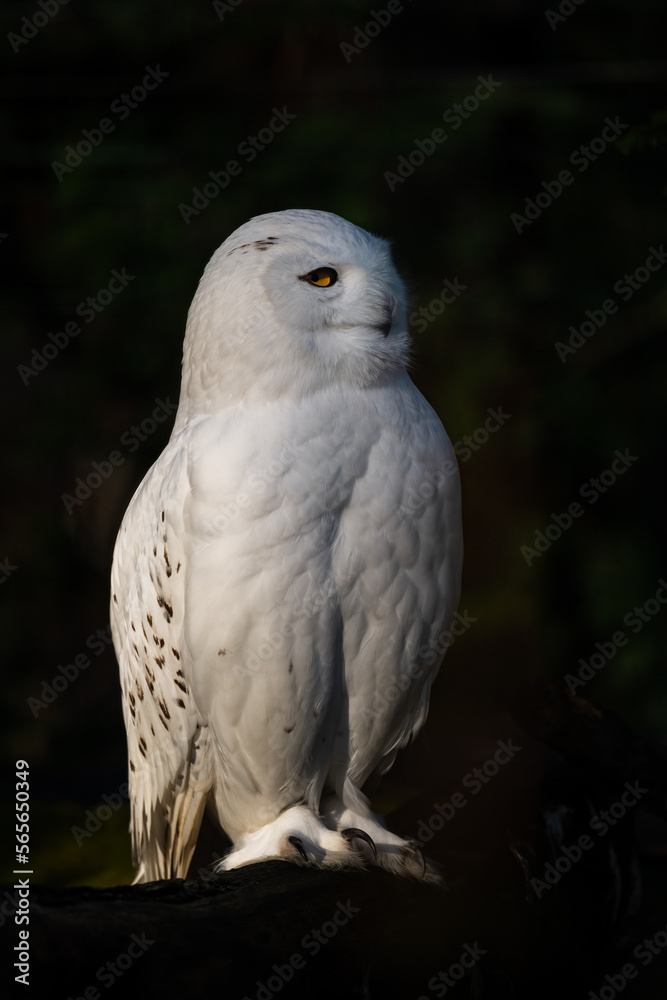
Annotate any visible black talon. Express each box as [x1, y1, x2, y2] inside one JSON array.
[[288, 835, 309, 862], [342, 827, 377, 857]]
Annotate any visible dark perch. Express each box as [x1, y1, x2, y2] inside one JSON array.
[[13, 685, 667, 999]]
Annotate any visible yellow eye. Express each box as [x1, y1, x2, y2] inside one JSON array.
[[301, 267, 338, 287]]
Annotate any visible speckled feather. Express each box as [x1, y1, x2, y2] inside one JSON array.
[[111, 210, 462, 882]]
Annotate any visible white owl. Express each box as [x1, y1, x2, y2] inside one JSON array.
[[110, 209, 462, 884]]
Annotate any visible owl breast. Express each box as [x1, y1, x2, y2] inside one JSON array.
[[179, 373, 459, 832]]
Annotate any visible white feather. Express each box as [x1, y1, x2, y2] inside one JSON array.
[[111, 209, 462, 881]]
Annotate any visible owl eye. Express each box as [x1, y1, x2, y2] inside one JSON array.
[[300, 267, 338, 288]]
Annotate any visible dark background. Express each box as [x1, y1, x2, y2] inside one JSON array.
[[2, 0, 666, 953]]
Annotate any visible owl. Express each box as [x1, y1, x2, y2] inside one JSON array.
[[110, 209, 462, 884]]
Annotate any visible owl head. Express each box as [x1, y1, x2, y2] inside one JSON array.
[[176, 210, 411, 423]]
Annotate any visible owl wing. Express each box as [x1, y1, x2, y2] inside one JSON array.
[[336, 379, 463, 789], [111, 438, 214, 882]]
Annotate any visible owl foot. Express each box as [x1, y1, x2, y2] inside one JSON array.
[[321, 798, 443, 885], [217, 804, 368, 872]]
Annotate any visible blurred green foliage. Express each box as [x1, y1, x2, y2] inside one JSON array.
[[2, 0, 666, 886]]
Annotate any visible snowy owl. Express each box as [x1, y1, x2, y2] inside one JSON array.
[[110, 209, 462, 884]]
